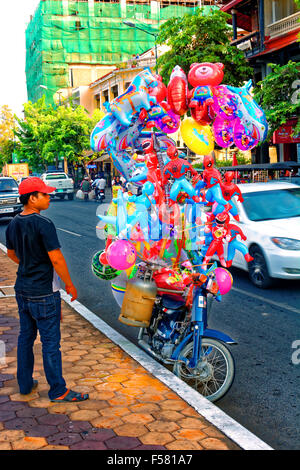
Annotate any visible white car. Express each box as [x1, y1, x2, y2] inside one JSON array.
[[40, 172, 74, 200], [228, 182, 300, 288]]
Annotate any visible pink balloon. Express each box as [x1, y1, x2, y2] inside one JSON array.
[[212, 86, 239, 121], [106, 240, 137, 271], [233, 119, 259, 151], [213, 116, 235, 148], [214, 268, 233, 295]]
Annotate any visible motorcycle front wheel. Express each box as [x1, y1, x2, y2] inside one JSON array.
[[173, 338, 235, 402]]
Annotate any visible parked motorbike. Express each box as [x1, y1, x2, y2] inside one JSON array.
[[95, 188, 105, 203], [83, 189, 90, 201], [118, 261, 236, 402]]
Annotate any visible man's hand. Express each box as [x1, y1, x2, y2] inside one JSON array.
[[66, 284, 77, 302]]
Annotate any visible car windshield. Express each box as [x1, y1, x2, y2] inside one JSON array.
[[45, 174, 66, 180], [0, 180, 18, 192], [242, 188, 300, 221]]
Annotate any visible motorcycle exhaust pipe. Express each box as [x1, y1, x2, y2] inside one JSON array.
[[138, 339, 162, 362]]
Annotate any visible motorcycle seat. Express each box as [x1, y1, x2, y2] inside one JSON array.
[[161, 295, 185, 310]]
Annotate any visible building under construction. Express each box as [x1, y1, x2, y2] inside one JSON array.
[[25, 0, 217, 104]]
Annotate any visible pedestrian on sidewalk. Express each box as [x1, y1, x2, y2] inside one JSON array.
[[5, 177, 89, 403]]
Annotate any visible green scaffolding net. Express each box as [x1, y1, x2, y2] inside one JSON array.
[[25, 0, 215, 104]]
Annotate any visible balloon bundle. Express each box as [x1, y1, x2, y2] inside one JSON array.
[[90, 63, 265, 302], [170, 63, 268, 153]]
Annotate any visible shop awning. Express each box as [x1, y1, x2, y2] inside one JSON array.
[[221, 1, 252, 32], [221, 0, 244, 11], [92, 154, 111, 163]]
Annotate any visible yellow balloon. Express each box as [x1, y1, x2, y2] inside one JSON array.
[[180, 118, 214, 154]]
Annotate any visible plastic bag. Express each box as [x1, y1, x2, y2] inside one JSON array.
[[76, 189, 84, 199]]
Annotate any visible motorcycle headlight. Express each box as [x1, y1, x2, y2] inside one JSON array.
[[271, 237, 300, 251]]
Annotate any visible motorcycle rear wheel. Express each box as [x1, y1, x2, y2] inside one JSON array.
[[173, 338, 235, 402]]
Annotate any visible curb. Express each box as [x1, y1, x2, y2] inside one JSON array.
[[0, 242, 273, 450]]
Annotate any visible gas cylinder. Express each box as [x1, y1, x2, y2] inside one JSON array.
[[118, 268, 157, 327]]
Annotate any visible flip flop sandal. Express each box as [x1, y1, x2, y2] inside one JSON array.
[[51, 389, 89, 403]]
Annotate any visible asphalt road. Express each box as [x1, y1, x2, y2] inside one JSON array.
[[0, 196, 300, 450]]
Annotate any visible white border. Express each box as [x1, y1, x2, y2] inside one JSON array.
[[0, 242, 272, 450]]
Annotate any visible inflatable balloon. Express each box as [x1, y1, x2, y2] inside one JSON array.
[[226, 223, 253, 267], [189, 85, 214, 124], [91, 251, 121, 280], [211, 85, 239, 121], [180, 117, 214, 155], [162, 145, 200, 204], [167, 65, 188, 116], [145, 101, 180, 134], [213, 116, 235, 148], [106, 240, 137, 271], [233, 119, 259, 151], [110, 271, 128, 307], [109, 68, 158, 127], [188, 62, 224, 88], [214, 268, 233, 295], [149, 74, 167, 103], [227, 80, 268, 142], [90, 63, 265, 297], [90, 112, 121, 152]]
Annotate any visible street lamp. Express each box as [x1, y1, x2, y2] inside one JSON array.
[[123, 21, 158, 74]]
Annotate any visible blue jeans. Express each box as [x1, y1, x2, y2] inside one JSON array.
[[15, 291, 67, 400]]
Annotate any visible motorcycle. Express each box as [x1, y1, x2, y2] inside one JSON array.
[[83, 189, 90, 201], [95, 187, 105, 203], [119, 261, 236, 402]]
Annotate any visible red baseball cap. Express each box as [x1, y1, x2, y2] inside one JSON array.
[[18, 177, 56, 195]]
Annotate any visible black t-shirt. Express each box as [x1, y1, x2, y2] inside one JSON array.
[[5, 213, 61, 296]]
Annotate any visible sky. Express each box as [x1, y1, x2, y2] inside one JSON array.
[[0, 0, 41, 118]]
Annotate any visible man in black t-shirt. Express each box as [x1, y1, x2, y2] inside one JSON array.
[[5, 177, 88, 403]]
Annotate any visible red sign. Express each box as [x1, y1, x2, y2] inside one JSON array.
[[273, 121, 300, 144]]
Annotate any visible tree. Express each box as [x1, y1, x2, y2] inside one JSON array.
[[0, 105, 17, 170], [254, 61, 300, 140], [16, 97, 103, 172], [156, 8, 253, 86]]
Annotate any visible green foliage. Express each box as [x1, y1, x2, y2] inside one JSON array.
[[156, 8, 253, 86], [254, 61, 300, 139], [0, 105, 17, 170], [16, 97, 101, 171], [193, 151, 250, 169]]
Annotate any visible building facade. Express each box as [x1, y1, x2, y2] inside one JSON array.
[[26, 0, 213, 106]]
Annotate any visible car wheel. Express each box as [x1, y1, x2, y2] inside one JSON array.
[[248, 245, 272, 289], [68, 193, 74, 200]]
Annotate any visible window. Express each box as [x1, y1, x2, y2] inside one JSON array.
[[0, 179, 18, 192], [95, 93, 100, 109], [111, 85, 119, 99], [103, 90, 109, 103], [243, 188, 300, 221], [45, 174, 67, 180], [265, 0, 298, 25]]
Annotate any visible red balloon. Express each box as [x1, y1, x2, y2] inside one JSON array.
[[188, 63, 224, 88], [167, 66, 188, 116], [149, 75, 167, 103], [99, 251, 108, 265]]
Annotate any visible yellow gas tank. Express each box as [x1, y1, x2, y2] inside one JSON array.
[[118, 272, 157, 328]]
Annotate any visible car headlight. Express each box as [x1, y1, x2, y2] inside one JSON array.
[[17, 196, 20, 203], [271, 237, 300, 251]]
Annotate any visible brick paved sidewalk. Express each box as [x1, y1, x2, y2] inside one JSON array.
[[0, 250, 240, 451]]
